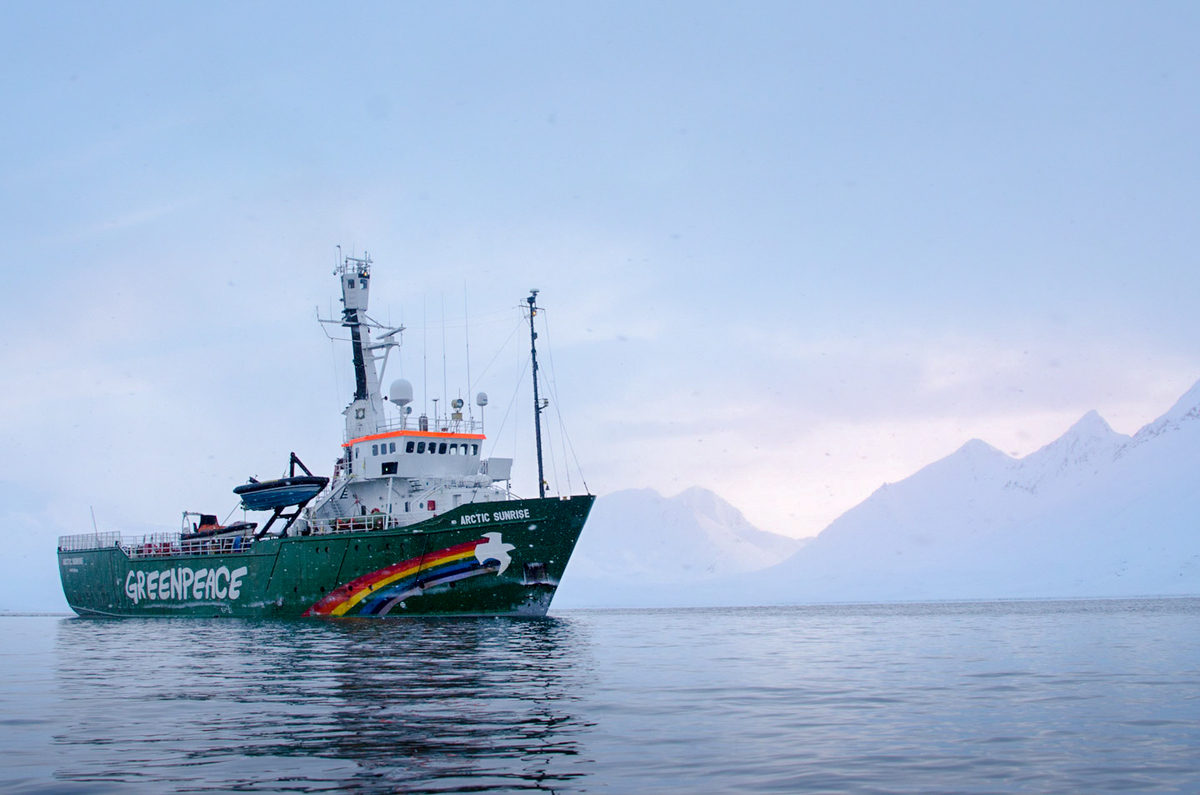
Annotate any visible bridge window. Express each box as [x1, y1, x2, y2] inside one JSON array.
[[438, 443, 447, 454], [449, 444, 458, 455], [471, 444, 479, 455], [416, 442, 425, 454], [371, 444, 378, 455], [389, 442, 396, 453], [406, 441, 415, 453]]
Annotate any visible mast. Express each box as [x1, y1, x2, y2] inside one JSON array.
[[336, 252, 385, 441], [527, 290, 546, 498], [347, 300, 369, 402]]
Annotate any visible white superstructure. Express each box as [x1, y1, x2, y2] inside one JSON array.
[[301, 253, 514, 535]]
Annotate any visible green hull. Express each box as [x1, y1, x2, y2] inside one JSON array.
[[59, 496, 593, 618]]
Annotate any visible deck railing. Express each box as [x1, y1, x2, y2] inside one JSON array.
[[58, 531, 255, 558], [344, 415, 483, 443], [124, 533, 256, 559], [57, 532, 121, 551]]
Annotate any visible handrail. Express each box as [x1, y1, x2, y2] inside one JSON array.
[[344, 416, 483, 443], [58, 531, 255, 558], [125, 534, 255, 559], [58, 532, 121, 551]]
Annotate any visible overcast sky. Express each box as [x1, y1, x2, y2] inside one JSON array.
[[3, 2, 1199, 609]]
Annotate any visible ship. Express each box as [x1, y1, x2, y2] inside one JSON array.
[[58, 253, 594, 617]]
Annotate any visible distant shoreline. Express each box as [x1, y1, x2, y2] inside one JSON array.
[[0, 611, 74, 617]]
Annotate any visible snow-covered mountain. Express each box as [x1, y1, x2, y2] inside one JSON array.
[[743, 381, 1200, 604], [553, 487, 807, 608]]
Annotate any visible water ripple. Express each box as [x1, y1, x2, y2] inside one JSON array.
[[0, 598, 1197, 792]]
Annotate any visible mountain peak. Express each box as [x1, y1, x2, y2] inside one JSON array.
[[1066, 409, 1114, 437], [671, 485, 753, 525], [1012, 409, 1127, 491], [954, 438, 1011, 463], [672, 483, 727, 504], [1131, 378, 1200, 446], [874, 437, 1012, 499], [751, 382, 1200, 605], [673, 485, 722, 506], [1156, 379, 1200, 425], [552, 486, 807, 605], [1029, 409, 1123, 457]]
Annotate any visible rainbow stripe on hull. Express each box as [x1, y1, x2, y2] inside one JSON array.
[[304, 535, 514, 617]]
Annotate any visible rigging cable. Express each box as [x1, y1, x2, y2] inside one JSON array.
[[473, 319, 523, 384], [441, 293, 448, 420], [485, 355, 529, 463], [535, 309, 564, 495], [318, 303, 346, 412], [540, 307, 589, 494], [464, 281, 473, 421], [513, 338, 522, 475], [422, 296, 428, 418]]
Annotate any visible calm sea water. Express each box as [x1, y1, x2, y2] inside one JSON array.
[[2, 599, 1198, 794]]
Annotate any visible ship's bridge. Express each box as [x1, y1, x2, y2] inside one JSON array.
[[345, 423, 487, 480]]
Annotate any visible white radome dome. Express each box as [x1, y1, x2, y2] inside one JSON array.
[[389, 379, 414, 406]]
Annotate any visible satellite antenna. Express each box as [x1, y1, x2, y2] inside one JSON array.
[[477, 391, 488, 433], [389, 379, 413, 428]]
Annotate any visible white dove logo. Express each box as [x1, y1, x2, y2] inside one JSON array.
[[474, 532, 516, 574]]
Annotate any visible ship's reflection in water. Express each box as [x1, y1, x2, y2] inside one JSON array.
[[54, 616, 596, 793]]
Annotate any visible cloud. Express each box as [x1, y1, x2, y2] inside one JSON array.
[[72, 196, 206, 238]]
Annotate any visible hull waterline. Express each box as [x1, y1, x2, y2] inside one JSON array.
[[60, 497, 592, 618]]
